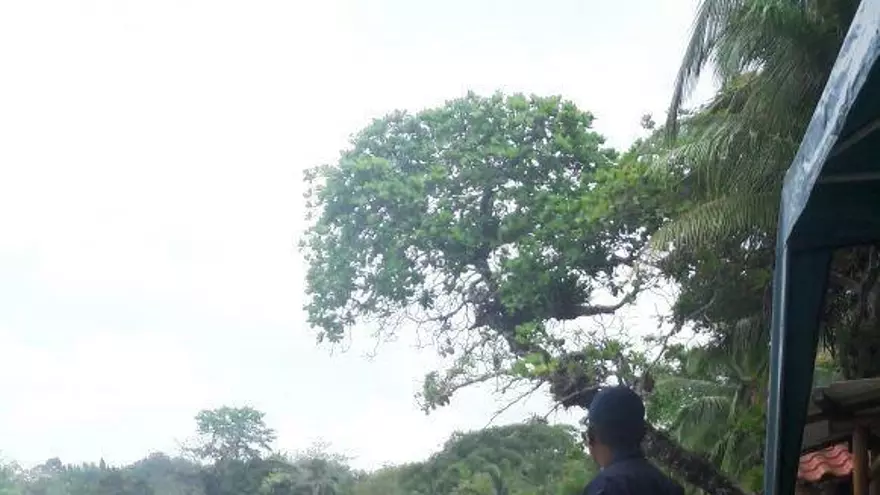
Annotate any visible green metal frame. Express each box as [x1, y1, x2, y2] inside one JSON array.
[[765, 1, 880, 494]]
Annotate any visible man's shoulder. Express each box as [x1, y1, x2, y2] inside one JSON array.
[[637, 460, 685, 495], [583, 461, 684, 495], [583, 472, 613, 495]]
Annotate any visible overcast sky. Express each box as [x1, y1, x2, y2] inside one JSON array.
[[0, 0, 713, 471]]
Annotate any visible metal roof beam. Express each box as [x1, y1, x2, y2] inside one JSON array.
[[830, 117, 880, 159], [818, 171, 880, 184]]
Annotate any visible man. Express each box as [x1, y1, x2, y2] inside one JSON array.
[[583, 386, 685, 495]]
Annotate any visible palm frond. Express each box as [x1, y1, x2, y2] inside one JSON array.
[[667, 0, 746, 137], [671, 395, 733, 432], [669, 395, 734, 454], [712, 426, 762, 477], [655, 376, 738, 396], [651, 191, 778, 250]]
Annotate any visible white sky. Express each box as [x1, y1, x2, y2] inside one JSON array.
[[0, 0, 715, 471]]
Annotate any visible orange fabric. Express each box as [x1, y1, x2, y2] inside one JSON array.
[[798, 444, 853, 482]]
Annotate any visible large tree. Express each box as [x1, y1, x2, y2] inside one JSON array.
[[187, 407, 277, 464], [302, 92, 744, 494]]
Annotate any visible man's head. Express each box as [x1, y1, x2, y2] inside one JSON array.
[[585, 386, 646, 467]]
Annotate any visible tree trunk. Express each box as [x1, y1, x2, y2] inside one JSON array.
[[642, 423, 747, 495]]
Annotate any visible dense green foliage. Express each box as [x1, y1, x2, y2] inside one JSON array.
[[659, 0, 880, 381], [301, 91, 747, 494], [399, 419, 594, 495], [302, 92, 646, 349], [186, 406, 277, 464], [0, 410, 590, 495], [302, 1, 879, 493]]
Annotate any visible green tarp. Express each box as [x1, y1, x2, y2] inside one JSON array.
[[765, 1, 880, 494]]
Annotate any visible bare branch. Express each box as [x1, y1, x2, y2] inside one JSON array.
[[646, 294, 716, 373], [484, 381, 545, 428], [573, 285, 643, 318]]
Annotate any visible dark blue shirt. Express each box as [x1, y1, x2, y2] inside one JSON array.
[[583, 451, 685, 495]]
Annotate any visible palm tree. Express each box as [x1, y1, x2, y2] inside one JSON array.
[[656, 319, 846, 491], [655, 317, 769, 490], [655, 0, 880, 388], [655, 0, 859, 250]]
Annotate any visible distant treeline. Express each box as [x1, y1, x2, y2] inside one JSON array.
[[0, 406, 594, 495]]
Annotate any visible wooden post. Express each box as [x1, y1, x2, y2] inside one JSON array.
[[854, 426, 870, 495], [870, 450, 880, 495]]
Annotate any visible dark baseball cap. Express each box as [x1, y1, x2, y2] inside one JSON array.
[[587, 386, 646, 447]]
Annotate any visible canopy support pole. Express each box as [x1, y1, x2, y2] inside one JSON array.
[[766, 247, 832, 495]]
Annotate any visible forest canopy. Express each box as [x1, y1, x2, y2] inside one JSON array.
[[0, 408, 594, 495]]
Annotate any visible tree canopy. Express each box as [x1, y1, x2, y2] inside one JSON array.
[[187, 407, 277, 464], [302, 92, 656, 349], [302, 92, 745, 494]]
